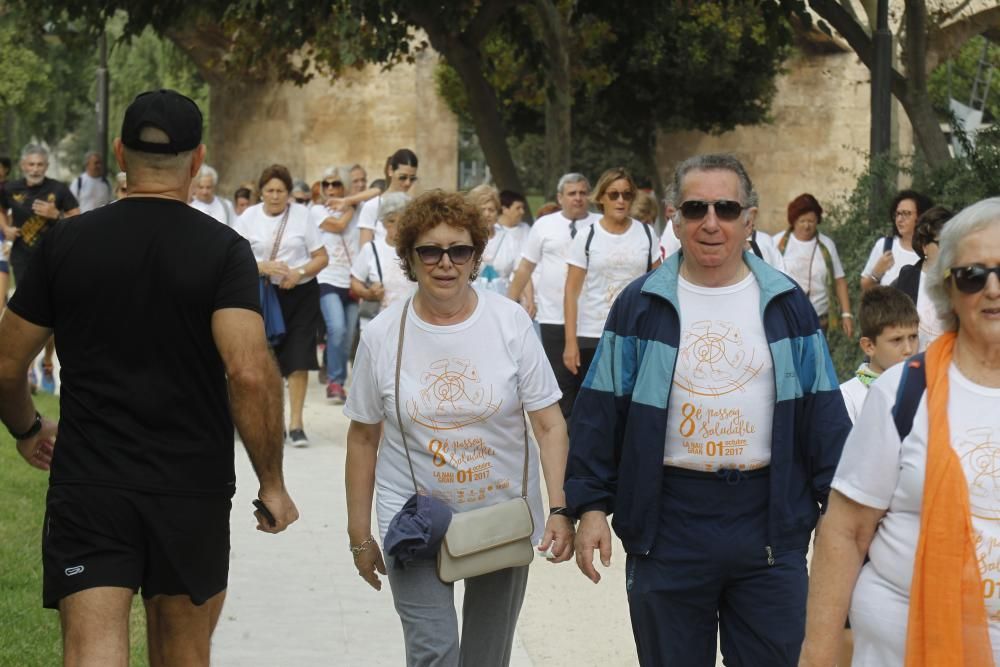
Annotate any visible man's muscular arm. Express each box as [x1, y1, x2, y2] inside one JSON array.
[[212, 307, 299, 532]]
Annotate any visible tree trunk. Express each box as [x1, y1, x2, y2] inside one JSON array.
[[901, 0, 952, 167], [432, 39, 525, 194], [531, 0, 572, 197]]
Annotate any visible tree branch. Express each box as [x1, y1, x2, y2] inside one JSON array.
[[466, 0, 520, 45], [925, 7, 1000, 72], [808, 0, 908, 97]]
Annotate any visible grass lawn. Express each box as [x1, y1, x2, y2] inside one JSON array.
[[0, 393, 148, 666]]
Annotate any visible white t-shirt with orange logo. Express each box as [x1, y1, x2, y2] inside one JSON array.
[[663, 272, 775, 471], [344, 288, 562, 544], [832, 361, 1000, 665]]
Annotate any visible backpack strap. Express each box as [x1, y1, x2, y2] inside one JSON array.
[[883, 235, 894, 254], [891, 352, 927, 441], [371, 240, 383, 282], [642, 221, 653, 272], [584, 224, 597, 266]]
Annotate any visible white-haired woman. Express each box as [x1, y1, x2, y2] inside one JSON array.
[[801, 197, 1000, 665], [350, 191, 414, 317], [190, 164, 236, 226]]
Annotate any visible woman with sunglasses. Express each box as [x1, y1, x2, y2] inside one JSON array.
[[311, 167, 359, 404], [234, 164, 328, 447], [801, 198, 1000, 666], [563, 168, 660, 377], [860, 189, 934, 292], [357, 148, 419, 247], [774, 194, 853, 337], [344, 190, 574, 667], [891, 206, 954, 351]]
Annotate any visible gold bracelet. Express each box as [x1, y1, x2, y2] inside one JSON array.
[[349, 536, 375, 557]]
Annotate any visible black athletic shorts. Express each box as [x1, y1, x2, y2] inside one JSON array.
[[42, 484, 232, 610]]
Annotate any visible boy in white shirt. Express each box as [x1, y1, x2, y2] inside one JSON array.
[[840, 286, 920, 424]]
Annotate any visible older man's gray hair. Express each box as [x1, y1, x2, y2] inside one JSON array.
[[925, 196, 1000, 333], [672, 154, 754, 206], [21, 143, 49, 162], [557, 173, 589, 195]]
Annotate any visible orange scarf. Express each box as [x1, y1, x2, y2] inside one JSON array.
[[905, 331, 995, 666]]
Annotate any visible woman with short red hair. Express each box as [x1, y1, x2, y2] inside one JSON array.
[[774, 193, 854, 337]]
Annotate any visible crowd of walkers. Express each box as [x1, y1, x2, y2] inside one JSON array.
[[1, 89, 1000, 667]]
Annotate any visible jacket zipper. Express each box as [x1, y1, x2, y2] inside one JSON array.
[[765, 545, 775, 566]]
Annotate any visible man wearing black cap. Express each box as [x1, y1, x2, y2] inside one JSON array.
[[0, 89, 298, 665]]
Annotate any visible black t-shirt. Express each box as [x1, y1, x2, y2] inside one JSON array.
[[0, 177, 79, 251], [8, 197, 262, 496]]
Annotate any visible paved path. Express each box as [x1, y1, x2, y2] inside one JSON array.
[[210, 380, 647, 666]]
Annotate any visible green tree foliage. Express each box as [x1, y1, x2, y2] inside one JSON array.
[[66, 15, 210, 169], [437, 1, 793, 195], [0, 5, 93, 160]]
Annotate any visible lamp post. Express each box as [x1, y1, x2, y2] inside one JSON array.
[[96, 31, 109, 174], [870, 0, 892, 219]]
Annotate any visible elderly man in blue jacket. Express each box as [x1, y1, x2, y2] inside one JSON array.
[[566, 153, 850, 666]]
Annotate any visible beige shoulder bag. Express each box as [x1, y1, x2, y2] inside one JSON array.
[[393, 298, 535, 583]]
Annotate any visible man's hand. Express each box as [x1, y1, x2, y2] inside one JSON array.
[[15, 417, 58, 471], [32, 200, 60, 220], [254, 486, 299, 533], [1, 225, 20, 240], [575, 510, 613, 583]]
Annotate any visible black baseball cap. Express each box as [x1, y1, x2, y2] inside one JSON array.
[[120, 89, 203, 154]]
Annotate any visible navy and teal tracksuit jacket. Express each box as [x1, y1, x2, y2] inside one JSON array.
[[564, 251, 851, 554]]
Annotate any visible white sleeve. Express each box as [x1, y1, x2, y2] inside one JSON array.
[[351, 243, 374, 282], [232, 211, 252, 243], [342, 335, 386, 424], [861, 239, 884, 278], [514, 309, 563, 411], [831, 374, 905, 510], [659, 224, 681, 258], [647, 225, 660, 265], [825, 236, 846, 279], [565, 226, 589, 269], [521, 222, 544, 264], [308, 204, 327, 229], [302, 209, 325, 253], [357, 199, 378, 231]]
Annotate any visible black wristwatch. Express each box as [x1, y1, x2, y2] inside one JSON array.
[[8, 411, 42, 440], [549, 506, 574, 520]]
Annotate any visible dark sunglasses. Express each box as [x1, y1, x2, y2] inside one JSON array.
[[605, 190, 635, 202], [397, 174, 418, 183], [679, 200, 746, 221], [414, 245, 475, 266], [322, 180, 342, 188], [294, 197, 310, 204], [945, 264, 1000, 294]]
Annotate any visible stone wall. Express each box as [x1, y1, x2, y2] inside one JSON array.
[[656, 47, 913, 234], [206, 49, 458, 199]]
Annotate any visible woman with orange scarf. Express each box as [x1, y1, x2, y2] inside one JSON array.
[[800, 198, 1000, 666]]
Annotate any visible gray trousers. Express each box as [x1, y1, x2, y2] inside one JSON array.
[[386, 559, 530, 667]]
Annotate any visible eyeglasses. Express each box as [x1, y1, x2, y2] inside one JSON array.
[[895, 210, 916, 219], [678, 200, 746, 221], [414, 245, 476, 266], [322, 180, 342, 188], [397, 174, 418, 183], [605, 190, 635, 202], [294, 197, 310, 204], [945, 264, 1000, 294]]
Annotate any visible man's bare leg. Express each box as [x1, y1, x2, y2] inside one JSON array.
[[144, 589, 226, 667], [60, 586, 133, 667]]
